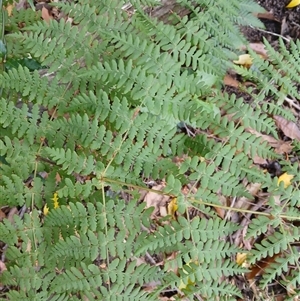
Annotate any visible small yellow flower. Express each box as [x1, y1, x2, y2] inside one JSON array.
[[52, 192, 59, 209], [43, 192, 60, 216]]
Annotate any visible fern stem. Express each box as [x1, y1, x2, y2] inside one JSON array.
[[101, 179, 111, 293], [102, 177, 300, 220]]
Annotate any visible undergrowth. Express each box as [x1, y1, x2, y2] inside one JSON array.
[[0, 0, 299, 300]]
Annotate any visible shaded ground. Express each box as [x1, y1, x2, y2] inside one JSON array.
[[228, 2, 300, 300], [243, 0, 300, 42]]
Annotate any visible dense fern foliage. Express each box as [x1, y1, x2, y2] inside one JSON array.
[[0, 0, 299, 300]]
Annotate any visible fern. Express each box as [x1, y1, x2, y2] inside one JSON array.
[[0, 0, 300, 300]]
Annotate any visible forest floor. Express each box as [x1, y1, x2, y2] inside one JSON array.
[[246, 0, 300, 42], [221, 1, 300, 300], [0, 1, 299, 301]]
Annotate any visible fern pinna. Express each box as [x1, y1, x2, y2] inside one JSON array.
[[0, 0, 300, 300]]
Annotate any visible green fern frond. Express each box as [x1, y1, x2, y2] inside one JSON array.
[[136, 216, 239, 255], [249, 226, 300, 264], [246, 215, 281, 239], [261, 250, 300, 287]]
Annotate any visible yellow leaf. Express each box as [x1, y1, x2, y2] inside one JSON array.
[[236, 253, 248, 266], [43, 204, 49, 216], [178, 261, 196, 291], [167, 198, 178, 219], [286, 0, 300, 8], [233, 54, 253, 67], [6, 4, 14, 16], [179, 277, 194, 291], [277, 172, 294, 188]]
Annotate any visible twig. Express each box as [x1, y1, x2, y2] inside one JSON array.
[[249, 26, 291, 43], [285, 97, 300, 112], [145, 252, 157, 266], [18, 205, 27, 219], [224, 196, 237, 220], [291, 21, 300, 29], [183, 123, 196, 137]]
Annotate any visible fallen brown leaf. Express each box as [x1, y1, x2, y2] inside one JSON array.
[[246, 127, 293, 154], [144, 184, 170, 218], [255, 12, 278, 21], [0, 261, 7, 289], [247, 128, 278, 146], [274, 141, 293, 154], [252, 155, 267, 165], [42, 7, 52, 23], [216, 195, 226, 219], [240, 43, 268, 58], [224, 74, 239, 88], [249, 43, 268, 58], [0, 261, 7, 273], [246, 254, 280, 280], [55, 172, 62, 183], [7, 207, 19, 223], [0, 209, 6, 221], [273, 115, 300, 141]]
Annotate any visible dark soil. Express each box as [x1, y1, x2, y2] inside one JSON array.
[[243, 0, 300, 43]]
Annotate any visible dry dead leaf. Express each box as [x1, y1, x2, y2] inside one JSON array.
[[143, 280, 162, 292], [144, 184, 170, 217], [0, 209, 6, 221], [0, 261, 7, 273], [246, 127, 293, 154], [247, 127, 277, 145], [160, 206, 168, 217], [42, 7, 52, 23], [234, 183, 261, 210], [7, 207, 19, 223], [223, 74, 239, 87], [273, 115, 300, 141], [0, 260, 7, 289], [255, 12, 278, 21], [247, 254, 279, 280], [216, 195, 226, 218], [252, 155, 267, 165], [274, 141, 293, 154], [249, 43, 268, 58], [246, 128, 274, 164], [240, 43, 268, 58], [272, 195, 281, 206], [55, 172, 62, 183]]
